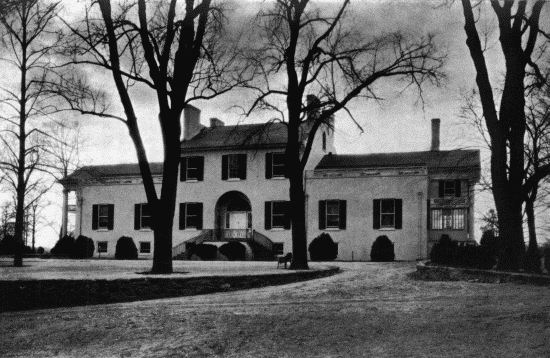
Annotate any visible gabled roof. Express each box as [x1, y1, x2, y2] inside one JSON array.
[[315, 150, 480, 178], [180, 122, 288, 152], [60, 162, 163, 184]]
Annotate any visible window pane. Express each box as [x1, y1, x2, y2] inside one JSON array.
[[99, 217, 109, 228], [327, 214, 339, 227], [272, 202, 285, 215], [99, 205, 109, 216], [381, 213, 394, 227], [140, 242, 151, 254], [186, 215, 198, 228], [327, 201, 339, 215], [141, 204, 151, 217], [272, 215, 285, 228], [444, 181, 455, 196], [187, 203, 199, 216], [272, 153, 285, 166], [229, 155, 239, 178], [381, 199, 394, 214], [431, 209, 442, 230], [141, 216, 152, 228], [98, 242, 108, 253], [187, 167, 198, 180]]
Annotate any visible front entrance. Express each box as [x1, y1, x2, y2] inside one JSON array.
[[215, 191, 252, 240]]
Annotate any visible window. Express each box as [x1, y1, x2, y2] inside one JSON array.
[[431, 209, 466, 230], [179, 203, 203, 230], [266, 152, 286, 179], [140, 241, 151, 254], [273, 242, 284, 256], [180, 156, 204, 181], [97, 241, 108, 253], [322, 132, 327, 152], [319, 200, 347, 230], [264, 201, 291, 229], [222, 154, 246, 180], [92, 204, 114, 230], [373, 199, 402, 230], [439, 180, 461, 197], [134, 203, 151, 230]]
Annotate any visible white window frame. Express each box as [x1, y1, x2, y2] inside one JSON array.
[[325, 200, 340, 229], [185, 157, 201, 181], [97, 241, 108, 253], [271, 153, 286, 178], [97, 204, 110, 230], [380, 199, 396, 228]]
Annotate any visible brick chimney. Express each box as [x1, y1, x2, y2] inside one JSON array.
[[183, 105, 202, 141], [431, 118, 440, 151], [210, 117, 224, 128]]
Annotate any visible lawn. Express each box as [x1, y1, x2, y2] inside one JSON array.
[[1, 261, 549, 357]]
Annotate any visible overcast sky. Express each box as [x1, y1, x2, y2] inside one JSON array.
[[26, 0, 550, 248]]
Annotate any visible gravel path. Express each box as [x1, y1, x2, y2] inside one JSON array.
[[1, 261, 549, 357]]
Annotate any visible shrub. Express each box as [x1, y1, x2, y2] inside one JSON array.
[[219, 242, 246, 261], [523, 246, 542, 274], [37, 246, 45, 255], [308, 233, 338, 261], [193, 243, 218, 260], [0, 235, 18, 255], [115, 236, 138, 260], [370, 235, 395, 262], [72, 235, 95, 259], [430, 235, 457, 265], [479, 230, 499, 256], [51, 235, 75, 257], [544, 248, 550, 273]]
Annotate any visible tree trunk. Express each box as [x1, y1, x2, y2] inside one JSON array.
[[495, 198, 525, 271], [525, 196, 537, 252], [288, 172, 309, 270]]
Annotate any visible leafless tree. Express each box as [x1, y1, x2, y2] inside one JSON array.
[[243, 0, 446, 269], [51, 0, 248, 273], [460, 0, 549, 270]]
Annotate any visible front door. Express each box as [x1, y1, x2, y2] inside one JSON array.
[[228, 211, 248, 239]]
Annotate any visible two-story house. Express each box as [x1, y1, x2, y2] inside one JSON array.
[[60, 110, 480, 261]]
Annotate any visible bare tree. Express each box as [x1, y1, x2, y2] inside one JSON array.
[[460, 0, 549, 270], [52, 0, 247, 273], [244, 0, 446, 269]]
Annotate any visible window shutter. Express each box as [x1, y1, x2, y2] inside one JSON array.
[[373, 199, 381, 229], [196, 203, 203, 229], [339, 200, 347, 230], [395, 199, 402, 229], [319, 200, 326, 230], [134, 204, 141, 230], [107, 204, 114, 230], [180, 157, 187, 182], [92, 204, 98, 230], [265, 153, 273, 179], [284, 201, 292, 230], [438, 180, 445, 197], [238, 154, 247, 179], [221, 155, 228, 180], [427, 199, 431, 230], [197, 157, 204, 181], [265, 201, 272, 230], [179, 203, 186, 230], [455, 179, 461, 197]]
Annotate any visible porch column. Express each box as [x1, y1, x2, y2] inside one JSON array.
[[61, 188, 69, 238]]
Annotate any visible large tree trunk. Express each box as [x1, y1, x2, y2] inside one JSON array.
[[289, 174, 308, 270]]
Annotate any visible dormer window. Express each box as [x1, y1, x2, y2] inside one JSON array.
[[222, 154, 247, 180], [180, 156, 204, 182], [439, 180, 461, 197], [266, 152, 286, 179]]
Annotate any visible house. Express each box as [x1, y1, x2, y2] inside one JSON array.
[[60, 108, 480, 261]]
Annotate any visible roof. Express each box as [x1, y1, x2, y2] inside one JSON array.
[[180, 122, 288, 152], [315, 150, 480, 177], [60, 162, 163, 184]]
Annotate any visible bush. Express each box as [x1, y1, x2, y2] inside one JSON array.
[[0, 235, 18, 255], [37, 246, 45, 255], [479, 230, 499, 256], [430, 235, 457, 265], [72, 235, 95, 259], [193, 243, 218, 260], [51, 235, 75, 257], [308, 233, 338, 261], [544, 248, 550, 273], [115, 236, 138, 260], [523, 246, 542, 274], [370, 235, 395, 262], [219, 242, 246, 261]]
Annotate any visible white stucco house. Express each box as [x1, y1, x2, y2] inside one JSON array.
[[60, 106, 480, 261]]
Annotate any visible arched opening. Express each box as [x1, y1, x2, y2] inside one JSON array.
[[214, 191, 252, 240]]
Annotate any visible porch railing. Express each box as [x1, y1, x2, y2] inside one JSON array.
[[213, 229, 253, 241]]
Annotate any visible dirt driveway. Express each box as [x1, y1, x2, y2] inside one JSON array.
[[1, 261, 549, 357]]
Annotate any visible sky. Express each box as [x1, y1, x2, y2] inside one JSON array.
[[11, 0, 550, 249]]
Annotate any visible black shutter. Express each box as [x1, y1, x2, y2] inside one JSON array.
[[107, 204, 114, 230], [197, 157, 204, 181], [427, 199, 431, 230], [439, 180, 445, 197], [222, 155, 228, 180], [179, 203, 186, 230], [284, 201, 291, 230], [196, 203, 203, 229], [339, 200, 347, 230], [180, 157, 187, 182], [373, 199, 381, 229], [134, 204, 141, 230], [455, 179, 461, 197], [265, 153, 273, 179], [265, 201, 272, 230], [238, 154, 247, 180], [92, 204, 98, 230], [319, 200, 326, 230], [395, 199, 402, 229]]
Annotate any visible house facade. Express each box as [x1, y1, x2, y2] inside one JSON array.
[[60, 109, 480, 261]]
